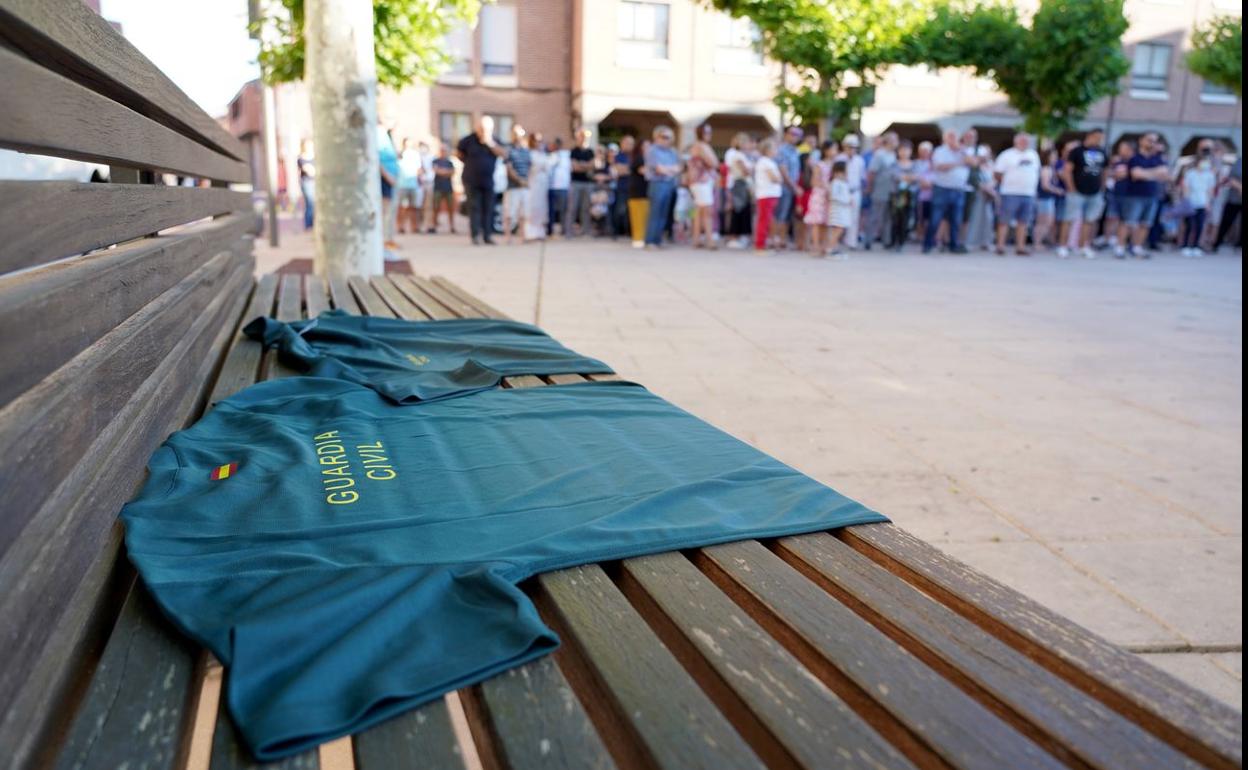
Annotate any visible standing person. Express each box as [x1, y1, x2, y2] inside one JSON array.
[[964, 145, 998, 252], [724, 133, 755, 248], [297, 139, 315, 231], [1116, 132, 1170, 259], [456, 115, 505, 245], [378, 120, 402, 256], [524, 133, 550, 242], [922, 130, 971, 254], [1053, 140, 1083, 256], [825, 161, 853, 258], [687, 125, 719, 249], [428, 144, 457, 234], [627, 139, 650, 248], [913, 141, 934, 244], [1059, 128, 1109, 258], [1103, 139, 1134, 252], [993, 132, 1041, 256], [865, 132, 899, 248], [1033, 148, 1063, 251], [643, 127, 681, 248], [418, 141, 436, 233], [752, 138, 783, 253], [612, 135, 635, 239], [1212, 155, 1241, 252], [839, 134, 866, 249], [1180, 147, 1217, 256], [804, 141, 834, 255], [547, 138, 571, 237], [774, 127, 803, 249], [891, 141, 918, 250], [502, 124, 532, 244], [567, 129, 595, 237], [397, 138, 424, 235]]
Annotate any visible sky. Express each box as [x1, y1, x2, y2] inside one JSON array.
[[100, 0, 261, 117]]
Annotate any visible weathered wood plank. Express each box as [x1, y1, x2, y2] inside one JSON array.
[[0, 182, 250, 275], [697, 540, 1064, 770], [841, 523, 1244, 769], [304, 275, 329, 318], [620, 550, 915, 770], [352, 700, 467, 770], [0, 46, 248, 181], [778, 533, 1202, 770], [0, 260, 251, 770], [430, 276, 510, 320], [409, 274, 483, 318], [209, 704, 320, 770], [0, 213, 250, 407], [390, 275, 456, 320], [546, 374, 585, 385], [208, 276, 278, 407], [476, 656, 614, 770], [0, 0, 245, 160], [538, 564, 764, 770], [348, 276, 395, 318], [53, 586, 199, 770], [327, 276, 360, 314], [371, 276, 423, 320]]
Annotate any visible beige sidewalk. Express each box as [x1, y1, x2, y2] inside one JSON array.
[[259, 220, 1242, 708]]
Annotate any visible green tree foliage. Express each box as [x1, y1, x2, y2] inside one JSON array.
[[1186, 15, 1242, 96], [911, 0, 1130, 137], [709, 0, 934, 127], [254, 0, 483, 88]]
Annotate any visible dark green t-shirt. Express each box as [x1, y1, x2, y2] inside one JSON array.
[[243, 309, 613, 403], [121, 379, 885, 759]]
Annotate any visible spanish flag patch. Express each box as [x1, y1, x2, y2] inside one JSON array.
[[209, 462, 239, 481]]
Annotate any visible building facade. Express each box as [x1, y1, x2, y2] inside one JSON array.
[[861, 0, 1242, 154]]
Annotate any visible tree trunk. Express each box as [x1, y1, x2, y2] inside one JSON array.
[[306, 0, 383, 279]]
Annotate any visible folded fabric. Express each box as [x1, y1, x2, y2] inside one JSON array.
[[122, 379, 886, 759], [243, 309, 613, 403]]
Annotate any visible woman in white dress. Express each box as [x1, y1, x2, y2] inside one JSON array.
[[524, 134, 550, 241]]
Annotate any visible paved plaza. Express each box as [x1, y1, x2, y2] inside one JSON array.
[[258, 228, 1242, 708]]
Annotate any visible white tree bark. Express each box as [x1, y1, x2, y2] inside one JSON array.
[[306, 0, 383, 279]]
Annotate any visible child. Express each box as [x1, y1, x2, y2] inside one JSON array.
[[826, 160, 852, 258], [673, 185, 694, 245], [804, 147, 831, 255], [753, 138, 782, 253]]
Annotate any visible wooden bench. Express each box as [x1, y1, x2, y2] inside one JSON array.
[[2, 4, 1242, 770]]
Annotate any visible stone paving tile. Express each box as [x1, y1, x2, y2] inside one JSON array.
[[261, 228, 1242, 703]]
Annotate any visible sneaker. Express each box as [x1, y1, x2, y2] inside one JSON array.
[[631, 240, 644, 249], [1081, 247, 1095, 259], [1056, 246, 1070, 259], [1113, 246, 1126, 259], [1190, 248, 1205, 258], [1130, 245, 1146, 259]]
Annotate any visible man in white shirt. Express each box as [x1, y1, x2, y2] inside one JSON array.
[[993, 132, 1041, 255], [546, 138, 572, 236], [923, 130, 972, 253], [841, 134, 866, 248]]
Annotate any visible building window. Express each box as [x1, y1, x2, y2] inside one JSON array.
[[439, 111, 472, 144], [1130, 42, 1171, 93], [617, 1, 669, 63], [714, 15, 763, 72], [443, 23, 473, 77], [480, 4, 517, 77], [1201, 79, 1238, 104], [485, 113, 514, 140]]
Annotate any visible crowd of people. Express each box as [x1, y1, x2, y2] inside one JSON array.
[[298, 116, 1242, 260]]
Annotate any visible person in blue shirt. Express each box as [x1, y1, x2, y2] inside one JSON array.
[[378, 120, 402, 257], [776, 126, 803, 248], [1117, 132, 1171, 259], [643, 125, 682, 248]]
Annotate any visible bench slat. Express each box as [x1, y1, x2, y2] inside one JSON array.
[[539, 564, 764, 770], [209, 276, 279, 407], [4, 260, 251, 770], [477, 656, 616, 770], [698, 540, 1064, 770], [370, 276, 423, 320], [0, 213, 251, 408], [352, 700, 466, 770], [390, 275, 456, 320], [304, 275, 329, 318], [53, 585, 199, 770], [0, 0, 246, 161], [841, 523, 1243, 768], [0, 182, 250, 275], [327, 276, 360, 314], [347, 276, 395, 318], [431, 276, 510, 321], [209, 706, 320, 770], [409, 275, 483, 318], [778, 533, 1200, 770], [267, 275, 304, 380], [620, 551, 916, 770], [0, 45, 248, 181]]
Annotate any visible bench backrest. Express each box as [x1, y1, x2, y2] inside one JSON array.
[[0, 1, 256, 764]]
